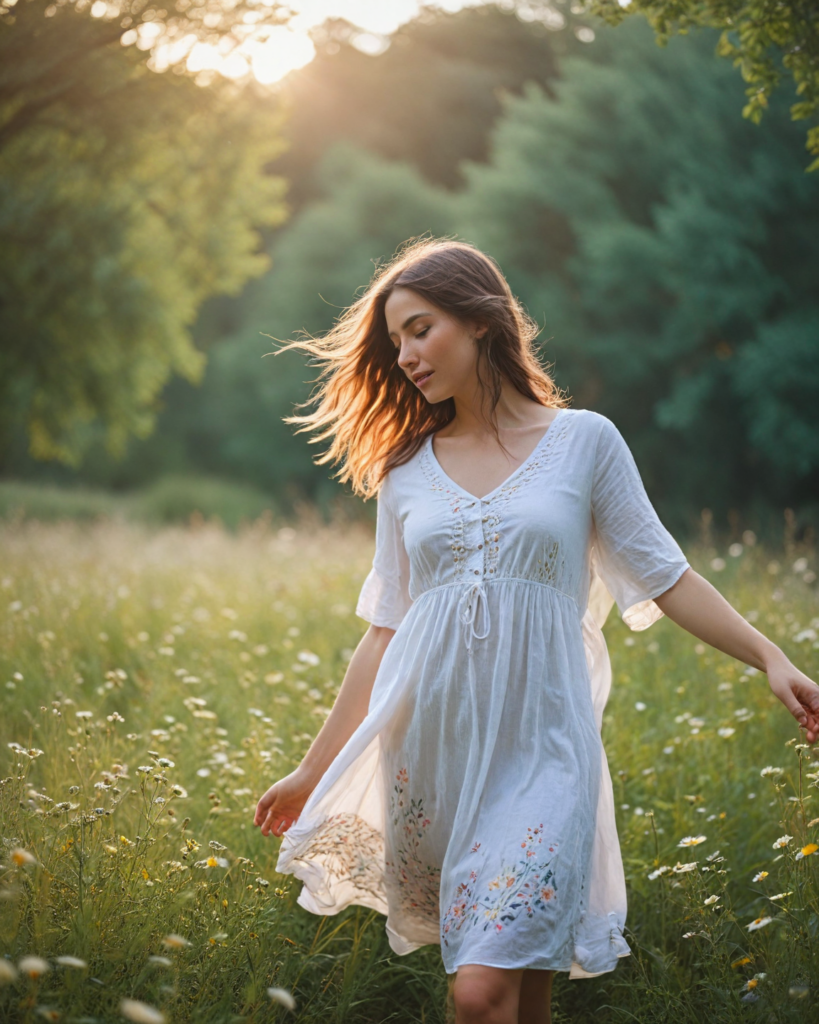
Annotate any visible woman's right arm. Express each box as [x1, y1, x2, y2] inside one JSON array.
[[253, 623, 395, 837]]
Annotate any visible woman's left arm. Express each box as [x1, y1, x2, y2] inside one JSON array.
[[654, 568, 819, 744]]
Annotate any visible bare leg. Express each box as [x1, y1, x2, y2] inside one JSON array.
[[452, 964, 524, 1024], [518, 969, 553, 1024]]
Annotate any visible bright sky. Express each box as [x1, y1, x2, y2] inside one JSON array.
[[139, 0, 486, 86]]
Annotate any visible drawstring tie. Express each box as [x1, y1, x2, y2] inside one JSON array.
[[458, 581, 491, 654]]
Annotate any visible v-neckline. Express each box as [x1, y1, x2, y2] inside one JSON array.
[[426, 409, 566, 503]]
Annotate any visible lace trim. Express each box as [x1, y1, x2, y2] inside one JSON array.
[[419, 439, 471, 582]]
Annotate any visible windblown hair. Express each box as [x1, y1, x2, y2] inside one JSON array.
[[273, 237, 568, 499]]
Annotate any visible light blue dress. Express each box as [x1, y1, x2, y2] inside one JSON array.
[[276, 409, 689, 978]]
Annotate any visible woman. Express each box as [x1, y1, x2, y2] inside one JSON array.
[[254, 238, 819, 1024]]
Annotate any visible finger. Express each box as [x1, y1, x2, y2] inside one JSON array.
[[254, 790, 275, 821]]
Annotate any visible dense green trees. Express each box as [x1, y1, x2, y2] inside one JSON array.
[[166, 17, 817, 529], [0, 0, 288, 466], [459, 19, 819, 522], [5, 3, 817, 532]]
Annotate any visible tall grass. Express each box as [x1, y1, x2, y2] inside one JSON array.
[[0, 517, 817, 1022]]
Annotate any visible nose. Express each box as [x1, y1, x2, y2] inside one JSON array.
[[396, 339, 417, 375]]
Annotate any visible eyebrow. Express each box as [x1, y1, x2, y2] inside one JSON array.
[[388, 311, 432, 340]]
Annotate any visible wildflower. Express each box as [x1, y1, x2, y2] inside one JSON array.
[[703, 895, 720, 905], [135, 766, 154, 776], [120, 836, 135, 847], [120, 998, 165, 1024], [796, 843, 818, 860], [789, 983, 809, 999], [746, 916, 773, 931], [717, 727, 735, 738], [743, 978, 758, 991], [161, 934, 191, 950], [55, 956, 86, 969], [681, 931, 697, 939], [634, 701, 646, 711], [157, 758, 174, 769], [11, 848, 37, 867], [752, 871, 769, 882], [256, 877, 270, 887], [75, 711, 93, 720], [0, 959, 18, 984], [672, 861, 698, 873], [768, 892, 792, 901], [760, 766, 783, 777], [267, 987, 296, 1011], [647, 865, 670, 880], [208, 840, 227, 851], [705, 850, 724, 863], [678, 835, 707, 847], [18, 956, 50, 978], [171, 784, 188, 798], [731, 957, 752, 968], [772, 835, 793, 849]]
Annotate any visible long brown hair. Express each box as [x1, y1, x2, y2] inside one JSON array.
[[272, 236, 568, 500]]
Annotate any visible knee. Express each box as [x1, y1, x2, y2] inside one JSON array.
[[453, 971, 514, 1023]]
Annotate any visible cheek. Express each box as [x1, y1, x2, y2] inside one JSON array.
[[429, 325, 472, 371]]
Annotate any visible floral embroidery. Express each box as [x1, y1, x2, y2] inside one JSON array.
[[441, 825, 558, 946], [534, 537, 564, 586], [298, 812, 385, 901], [419, 443, 469, 580], [384, 767, 441, 918]]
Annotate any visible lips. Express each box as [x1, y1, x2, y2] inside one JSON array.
[[415, 371, 434, 387]]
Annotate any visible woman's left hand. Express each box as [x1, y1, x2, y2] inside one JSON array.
[[766, 651, 819, 744]]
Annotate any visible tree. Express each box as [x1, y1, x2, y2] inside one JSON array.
[[590, 0, 819, 169], [459, 18, 819, 526], [0, 0, 288, 465]]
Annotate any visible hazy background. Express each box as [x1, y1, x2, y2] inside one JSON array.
[[3, 0, 818, 538]]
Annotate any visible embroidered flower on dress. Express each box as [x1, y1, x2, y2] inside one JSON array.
[[441, 825, 558, 946], [384, 767, 441, 918]]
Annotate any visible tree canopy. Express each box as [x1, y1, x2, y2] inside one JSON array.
[[154, 16, 817, 529], [0, 0, 288, 465]]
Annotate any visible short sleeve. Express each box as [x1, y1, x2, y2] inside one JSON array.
[[591, 416, 690, 631], [355, 473, 413, 630]]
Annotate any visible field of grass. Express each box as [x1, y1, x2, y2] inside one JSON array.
[[1, 514, 818, 1023]]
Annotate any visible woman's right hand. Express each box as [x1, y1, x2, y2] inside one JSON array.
[[254, 768, 316, 837]]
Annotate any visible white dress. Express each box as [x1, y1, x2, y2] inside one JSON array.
[[276, 408, 690, 978]]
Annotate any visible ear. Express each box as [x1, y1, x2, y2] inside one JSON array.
[[474, 321, 489, 340]]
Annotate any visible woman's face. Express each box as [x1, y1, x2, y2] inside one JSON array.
[[384, 286, 486, 403]]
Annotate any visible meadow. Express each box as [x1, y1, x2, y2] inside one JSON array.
[[1, 513, 818, 1023]]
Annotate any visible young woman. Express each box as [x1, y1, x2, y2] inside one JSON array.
[[254, 238, 819, 1024]]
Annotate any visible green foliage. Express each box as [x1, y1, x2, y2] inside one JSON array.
[[458, 19, 819, 529], [136, 475, 278, 530], [0, 520, 818, 1020], [0, 476, 280, 530], [590, 0, 819, 169], [0, 0, 288, 467]]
